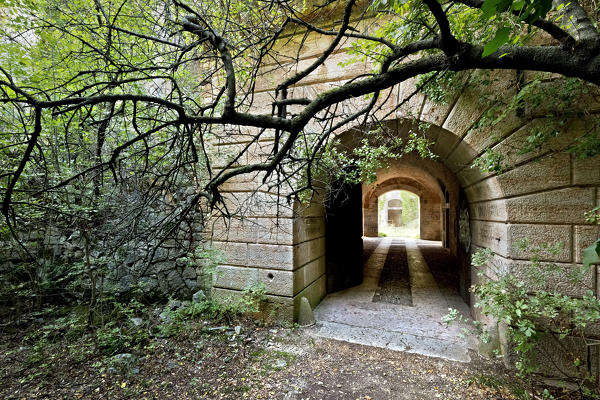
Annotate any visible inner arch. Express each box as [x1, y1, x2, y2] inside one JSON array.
[[377, 190, 420, 239]]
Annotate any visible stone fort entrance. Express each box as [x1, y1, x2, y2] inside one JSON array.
[[208, 111, 599, 318], [203, 10, 600, 365]]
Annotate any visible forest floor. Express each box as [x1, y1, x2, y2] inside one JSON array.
[[0, 313, 584, 400]]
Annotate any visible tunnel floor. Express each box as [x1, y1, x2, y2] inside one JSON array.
[[309, 237, 477, 362]]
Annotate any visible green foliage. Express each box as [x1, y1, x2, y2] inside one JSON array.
[[472, 148, 504, 174], [482, 26, 511, 57], [568, 133, 600, 160], [449, 240, 600, 393], [96, 320, 149, 356], [583, 207, 600, 270], [399, 190, 419, 225], [583, 240, 600, 270], [416, 71, 467, 105], [403, 130, 438, 159], [482, 0, 553, 22], [299, 126, 438, 201]]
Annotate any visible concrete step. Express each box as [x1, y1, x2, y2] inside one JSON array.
[[309, 320, 472, 362]]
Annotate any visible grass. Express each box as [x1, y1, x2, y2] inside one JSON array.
[[378, 219, 419, 238]]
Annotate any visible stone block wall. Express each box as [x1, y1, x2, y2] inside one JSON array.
[[202, 14, 600, 331], [206, 192, 327, 321]]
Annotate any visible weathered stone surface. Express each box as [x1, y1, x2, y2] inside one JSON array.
[[220, 192, 294, 218], [420, 98, 452, 126], [575, 225, 600, 264], [507, 260, 594, 298], [505, 188, 595, 224], [456, 164, 490, 188], [396, 77, 425, 119], [256, 50, 373, 91], [293, 256, 326, 296], [206, 217, 293, 245], [442, 88, 486, 139], [207, 218, 245, 244], [461, 111, 523, 156], [293, 216, 325, 244], [219, 170, 269, 192], [212, 287, 295, 322], [573, 154, 600, 185], [210, 241, 248, 266], [493, 117, 585, 167], [507, 224, 572, 262], [254, 218, 294, 245], [531, 334, 590, 378], [470, 221, 509, 257], [258, 268, 293, 296], [470, 199, 508, 222], [465, 176, 504, 202], [293, 237, 326, 270], [294, 198, 326, 218], [363, 207, 378, 237], [445, 140, 479, 173], [247, 243, 294, 270], [297, 296, 316, 326], [432, 130, 461, 160], [293, 275, 326, 320], [495, 153, 570, 197], [213, 265, 258, 290]]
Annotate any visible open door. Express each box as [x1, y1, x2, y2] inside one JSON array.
[[325, 180, 363, 293]]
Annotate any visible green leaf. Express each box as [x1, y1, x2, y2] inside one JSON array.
[[582, 239, 600, 269], [483, 27, 511, 57], [481, 0, 512, 19]]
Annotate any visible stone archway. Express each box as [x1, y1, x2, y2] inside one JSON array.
[[210, 103, 599, 336], [362, 174, 443, 242], [312, 120, 491, 303]]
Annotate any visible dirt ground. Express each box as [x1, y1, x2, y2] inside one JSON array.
[[1, 316, 563, 400]]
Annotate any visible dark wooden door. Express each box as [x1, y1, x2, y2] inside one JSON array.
[[325, 181, 363, 293]]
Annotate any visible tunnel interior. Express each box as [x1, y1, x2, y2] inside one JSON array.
[[324, 121, 472, 305]]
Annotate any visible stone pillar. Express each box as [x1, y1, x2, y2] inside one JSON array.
[[363, 203, 378, 237]]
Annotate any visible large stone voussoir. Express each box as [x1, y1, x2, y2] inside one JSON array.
[[495, 153, 571, 198], [505, 188, 595, 224], [465, 176, 504, 202]]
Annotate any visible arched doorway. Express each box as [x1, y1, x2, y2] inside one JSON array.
[[377, 190, 422, 238], [306, 118, 506, 361]]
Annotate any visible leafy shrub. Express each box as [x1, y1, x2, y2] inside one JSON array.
[[96, 320, 149, 356], [446, 239, 600, 397]]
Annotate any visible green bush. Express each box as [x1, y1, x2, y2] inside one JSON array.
[[446, 239, 600, 397], [96, 320, 149, 356]]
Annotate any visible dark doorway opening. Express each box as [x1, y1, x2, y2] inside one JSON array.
[[325, 180, 363, 293]]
